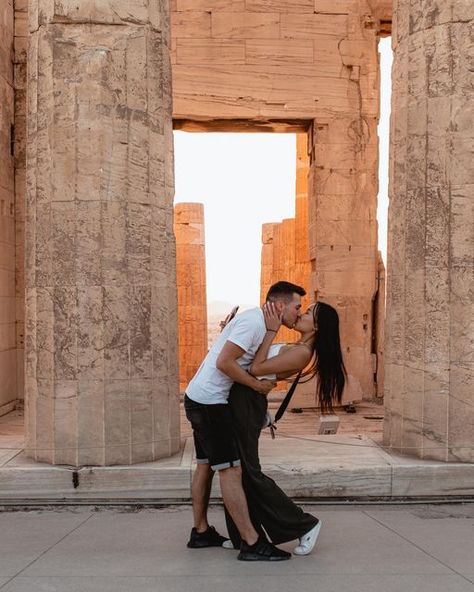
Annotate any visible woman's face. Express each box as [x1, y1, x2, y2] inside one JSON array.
[[294, 305, 316, 334]]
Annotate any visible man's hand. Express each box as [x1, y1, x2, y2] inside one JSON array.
[[253, 379, 276, 395], [263, 302, 282, 333]]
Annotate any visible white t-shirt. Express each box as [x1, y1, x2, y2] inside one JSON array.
[[185, 307, 267, 405]]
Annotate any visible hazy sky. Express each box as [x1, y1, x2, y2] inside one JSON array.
[[174, 38, 392, 307]]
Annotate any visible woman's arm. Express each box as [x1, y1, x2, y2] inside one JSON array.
[[250, 345, 311, 378]]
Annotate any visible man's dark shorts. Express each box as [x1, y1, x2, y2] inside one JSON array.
[[184, 395, 241, 471]]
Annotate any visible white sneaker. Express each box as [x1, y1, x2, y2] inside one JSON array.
[[293, 520, 322, 556], [222, 539, 235, 549]]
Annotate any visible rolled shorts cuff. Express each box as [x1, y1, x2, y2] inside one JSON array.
[[210, 459, 241, 471], [196, 458, 209, 465]]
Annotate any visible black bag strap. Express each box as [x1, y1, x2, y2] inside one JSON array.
[[274, 371, 303, 423]]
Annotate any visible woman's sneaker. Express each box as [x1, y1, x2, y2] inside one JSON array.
[[238, 536, 291, 561], [222, 540, 236, 549], [293, 520, 322, 556], [187, 526, 230, 548]]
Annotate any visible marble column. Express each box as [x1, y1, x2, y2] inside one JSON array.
[[174, 203, 207, 389], [383, 0, 474, 461], [25, 0, 180, 466]]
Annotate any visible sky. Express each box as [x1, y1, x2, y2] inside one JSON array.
[[174, 38, 393, 308]]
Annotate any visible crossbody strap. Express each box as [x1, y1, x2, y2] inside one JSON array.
[[274, 371, 303, 423]]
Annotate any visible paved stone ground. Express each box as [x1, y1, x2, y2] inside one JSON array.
[[0, 503, 473, 591]]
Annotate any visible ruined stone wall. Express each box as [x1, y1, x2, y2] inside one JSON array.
[[0, 1, 16, 410], [24, 0, 179, 466], [174, 203, 208, 388], [171, 0, 386, 123], [172, 0, 387, 399]]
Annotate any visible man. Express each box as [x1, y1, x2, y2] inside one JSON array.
[[184, 281, 305, 561]]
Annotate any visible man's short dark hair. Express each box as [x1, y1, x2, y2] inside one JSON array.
[[265, 281, 306, 303]]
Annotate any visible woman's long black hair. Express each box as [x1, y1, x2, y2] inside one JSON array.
[[302, 301, 347, 413]]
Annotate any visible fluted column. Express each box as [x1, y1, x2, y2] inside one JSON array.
[[174, 203, 208, 389], [383, 0, 474, 461], [25, 0, 179, 466]]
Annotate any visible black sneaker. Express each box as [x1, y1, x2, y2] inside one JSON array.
[[238, 536, 291, 561], [187, 526, 229, 548]]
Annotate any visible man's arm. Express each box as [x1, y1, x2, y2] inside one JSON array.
[[216, 341, 275, 395]]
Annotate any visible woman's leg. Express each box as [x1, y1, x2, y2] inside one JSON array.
[[229, 383, 318, 545]]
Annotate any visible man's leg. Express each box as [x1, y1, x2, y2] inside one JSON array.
[[191, 462, 214, 532], [185, 396, 228, 548], [218, 465, 258, 545]]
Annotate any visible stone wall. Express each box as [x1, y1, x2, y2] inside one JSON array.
[[0, 1, 16, 411], [171, 0, 388, 124], [172, 0, 388, 399]]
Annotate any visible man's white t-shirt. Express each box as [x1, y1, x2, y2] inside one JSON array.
[[185, 307, 267, 405]]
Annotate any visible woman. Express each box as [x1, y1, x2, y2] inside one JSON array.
[[225, 301, 347, 555]]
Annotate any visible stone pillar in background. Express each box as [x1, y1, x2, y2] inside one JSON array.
[[260, 223, 276, 304], [272, 223, 284, 286], [25, 0, 179, 466], [294, 133, 311, 313], [0, 0, 17, 411], [308, 115, 379, 402], [383, 0, 474, 461], [174, 203, 208, 390], [278, 218, 297, 344]]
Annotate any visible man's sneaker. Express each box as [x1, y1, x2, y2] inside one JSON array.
[[293, 520, 322, 556], [187, 526, 230, 548], [238, 536, 291, 561]]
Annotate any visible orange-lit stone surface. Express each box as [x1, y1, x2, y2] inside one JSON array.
[[260, 223, 276, 304], [174, 203, 208, 389], [0, 0, 16, 411]]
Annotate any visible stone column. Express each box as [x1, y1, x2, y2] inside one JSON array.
[[260, 223, 276, 304], [174, 203, 207, 389], [25, 0, 179, 466], [279, 218, 297, 344], [14, 0, 28, 402], [383, 0, 474, 461], [294, 133, 311, 308], [0, 0, 17, 410]]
